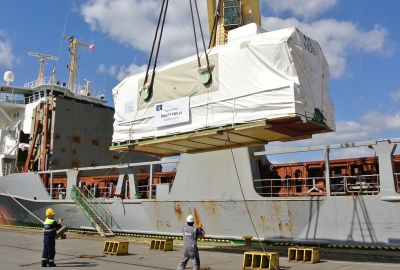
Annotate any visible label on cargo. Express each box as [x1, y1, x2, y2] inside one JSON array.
[[124, 101, 135, 114], [155, 96, 190, 128]]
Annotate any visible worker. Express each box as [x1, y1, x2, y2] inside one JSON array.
[[42, 208, 62, 267], [176, 215, 205, 270]]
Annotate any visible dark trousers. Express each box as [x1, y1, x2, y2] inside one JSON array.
[[42, 239, 56, 263]]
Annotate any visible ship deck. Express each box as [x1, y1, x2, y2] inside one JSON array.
[[1, 226, 400, 270]]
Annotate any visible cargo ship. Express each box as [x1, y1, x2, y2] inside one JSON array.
[[1, 0, 399, 248]]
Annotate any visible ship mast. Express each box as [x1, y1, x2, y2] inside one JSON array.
[[63, 36, 91, 92], [27, 52, 59, 87]]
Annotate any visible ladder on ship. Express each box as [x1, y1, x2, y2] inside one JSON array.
[[70, 186, 115, 237]]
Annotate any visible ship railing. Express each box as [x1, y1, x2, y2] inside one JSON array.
[[0, 92, 43, 105], [343, 174, 380, 194], [137, 184, 157, 199], [47, 188, 67, 199], [89, 187, 111, 198], [0, 97, 25, 105], [0, 144, 17, 155], [254, 174, 380, 197], [136, 183, 173, 199], [254, 177, 326, 197], [24, 91, 46, 104], [24, 77, 57, 88]]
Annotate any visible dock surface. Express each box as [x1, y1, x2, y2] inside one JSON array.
[[1, 227, 399, 270]]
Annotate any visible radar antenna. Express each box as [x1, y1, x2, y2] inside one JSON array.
[[28, 52, 59, 87]]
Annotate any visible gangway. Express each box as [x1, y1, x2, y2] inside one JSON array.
[[71, 186, 115, 237]]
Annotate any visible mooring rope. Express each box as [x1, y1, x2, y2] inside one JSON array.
[[0, 183, 44, 224], [0, 183, 81, 223]]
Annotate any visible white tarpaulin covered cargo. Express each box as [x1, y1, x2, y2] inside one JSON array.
[[112, 24, 335, 156]]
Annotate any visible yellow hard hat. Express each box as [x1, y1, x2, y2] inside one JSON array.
[[46, 208, 55, 216]]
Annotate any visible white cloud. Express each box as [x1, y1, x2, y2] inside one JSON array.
[[329, 147, 375, 160], [267, 120, 374, 151], [361, 111, 400, 131], [97, 63, 106, 73], [116, 63, 147, 81], [262, 0, 337, 20], [265, 117, 400, 163], [261, 17, 393, 78], [389, 89, 400, 102], [0, 30, 14, 68], [266, 107, 400, 160], [97, 64, 118, 77], [80, 0, 208, 65], [80, 1, 393, 81]]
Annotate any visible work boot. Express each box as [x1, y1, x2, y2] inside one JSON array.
[[48, 261, 56, 267]]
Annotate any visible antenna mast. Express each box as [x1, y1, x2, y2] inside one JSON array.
[[28, 52, 59, 86], [63, 36, 91, 92]]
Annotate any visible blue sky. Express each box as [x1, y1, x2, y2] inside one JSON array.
[[0, 0, 399, 161]]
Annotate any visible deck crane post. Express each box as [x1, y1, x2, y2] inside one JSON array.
[[206, 0, 261, 47], [27, 52, 59, 87]]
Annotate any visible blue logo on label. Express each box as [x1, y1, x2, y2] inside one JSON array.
[[156, 104, 163, 111]]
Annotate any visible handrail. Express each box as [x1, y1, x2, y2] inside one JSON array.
[[253, 174, 381, 197], [71, 185, 113, 230], [82, 185, 114, 218]]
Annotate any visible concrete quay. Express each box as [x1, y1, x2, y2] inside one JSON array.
[[1, 227, 399, 270]]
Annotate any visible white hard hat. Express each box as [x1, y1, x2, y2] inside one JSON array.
[[186, 215, 194, 222]]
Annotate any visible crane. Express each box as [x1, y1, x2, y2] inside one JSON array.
[[206, 0, 261, 47], [28, 52, 59, 87]]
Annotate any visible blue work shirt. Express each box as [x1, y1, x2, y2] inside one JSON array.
[[43, 218, 61, 241]]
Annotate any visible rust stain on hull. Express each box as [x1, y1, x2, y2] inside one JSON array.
[[156, 220, 163, 227], [201, 201, 217, 214], [194, 208, 201, 227], [260, 215, 266, 228], [174, 202, 183, 221]]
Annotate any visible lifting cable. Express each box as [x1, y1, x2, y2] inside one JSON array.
[[226, 131, 278, 270], [208, 0, 222, 48], [142, 0, 170, 100], [189, 0, 212, 75]]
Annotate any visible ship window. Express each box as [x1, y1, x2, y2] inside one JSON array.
[[223, 1, 241, 30]]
